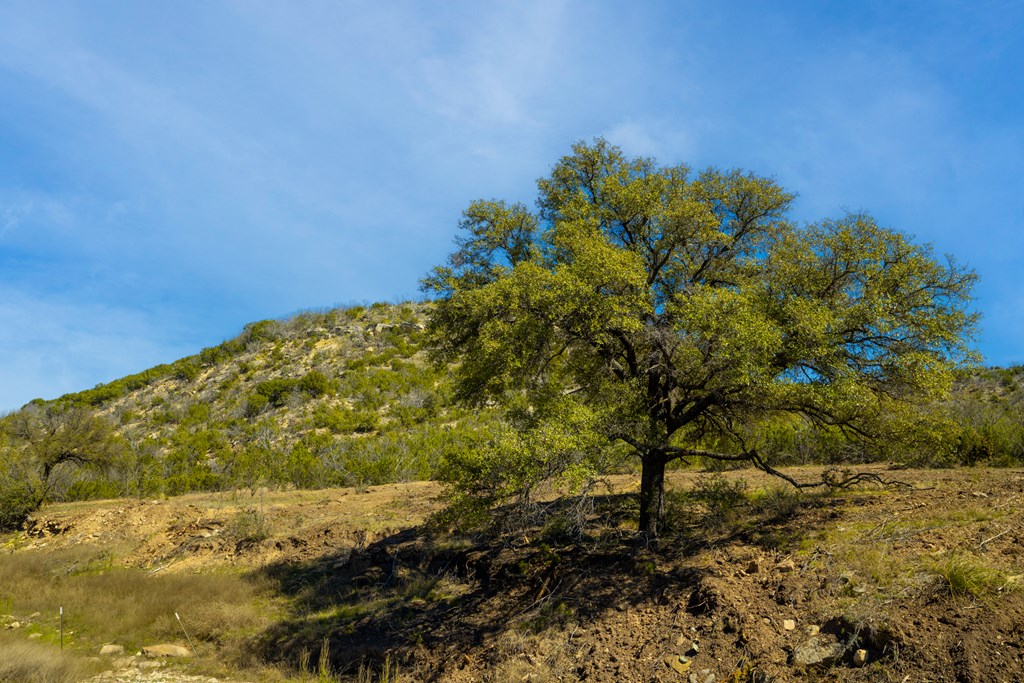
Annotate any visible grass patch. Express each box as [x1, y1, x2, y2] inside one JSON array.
[[0, 633, 93, 683], [0, 547, 283, 661], [929, 552, 1018, 599]]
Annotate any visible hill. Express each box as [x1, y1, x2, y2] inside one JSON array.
[[19, 302, 491, 502]]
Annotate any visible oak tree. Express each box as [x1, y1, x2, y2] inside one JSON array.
[[423, 139, 977, 536]]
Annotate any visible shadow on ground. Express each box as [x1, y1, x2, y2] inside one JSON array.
[[247, 489, 836, 681]]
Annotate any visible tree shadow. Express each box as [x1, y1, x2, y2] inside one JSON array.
[[247, 488, 835, 680]]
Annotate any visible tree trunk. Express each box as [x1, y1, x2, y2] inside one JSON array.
[[638, 451, 667, 537]]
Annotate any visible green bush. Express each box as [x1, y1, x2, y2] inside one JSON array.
[[299, 370, 335, 397], [173, 360, 200, 382], [254, 378, 299, 407], [244, 393, 270, 418], [0, 481, 38, 531], [312, 405, 379, 434]]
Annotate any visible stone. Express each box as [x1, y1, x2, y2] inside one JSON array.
[[7, 621, 20, 629], [28, 633, 42, 639], [100, 643, 125, 655], [687, 640, 700, 656], [790, 636, 845, 667], [783, 619, 797, 631], [665, 655, 692, 675], [142, 643, 190, 658], [806, 625, 820, 636], [776, 558, 796, 573], [853, 649, 868, 667], [745, 559, 760, 574]]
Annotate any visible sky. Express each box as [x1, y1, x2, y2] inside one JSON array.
[[0, 1, 1022, 411]]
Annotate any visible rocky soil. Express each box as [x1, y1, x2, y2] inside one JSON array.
[[6, 466, 1024, 682]]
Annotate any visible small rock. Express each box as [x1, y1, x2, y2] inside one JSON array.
[[665, 655, 692, 675], [29, 612, 40, 619], [28, 633, 42, 639], [776, 558, 796, 573], [142, 643, 190, 658], [675, 633, 688, 647], [853, 649, 868, 667], [7, 621, 20, 629], [687, 640, 700, 656], [136, 660, 163, 670], [806, 625, 820, 636], [100, 643, 125, 655], [745, 559, 760, 574], [783, 619, 796, 631], [791, 636, 845, 667]]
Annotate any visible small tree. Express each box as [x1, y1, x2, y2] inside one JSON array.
[[1, 404, 124, 525], [423, 139, 977, 536]]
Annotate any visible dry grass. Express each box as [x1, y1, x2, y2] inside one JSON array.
[[0, 633, 90, 683], [0, 546, 282, 658]]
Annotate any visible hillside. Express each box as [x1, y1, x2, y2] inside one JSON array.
[[3, 300, 1021, 511], [30, 302, 491, 501]]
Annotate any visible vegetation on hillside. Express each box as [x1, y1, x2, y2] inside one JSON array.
[[0, 302, 495, 530]]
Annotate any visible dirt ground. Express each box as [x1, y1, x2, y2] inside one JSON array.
[[10, 466, 1024, 682]]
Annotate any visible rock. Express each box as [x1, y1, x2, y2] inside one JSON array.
[[745, 559, 760, 574], [853, 648, 868, 666], [100, 643, 125, 655], [28, 633, 42, 639], [806, 625, 820, 636], [783, 619, 796, 631], [7, 621, 20, 629], [675, 633, 688, 647], [142, 643, 190, 658], [665, 655, 692, 675], [776, 558, 796, 573], [29, 612, 40, 618], [790, 636, 845, 667], [686, 640, 700, 656]]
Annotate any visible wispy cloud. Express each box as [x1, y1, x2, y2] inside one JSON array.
[[0, 0, 1021, 408]]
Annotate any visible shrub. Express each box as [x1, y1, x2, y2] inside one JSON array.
[[312, 406, 380, 434], [244, 393, 269, 418], [0, 480, 37, 532], [254, 378, 299, 407], [299, 370, 335, 398], [227, 507, 271, 544], [173, 360, 201, 382]]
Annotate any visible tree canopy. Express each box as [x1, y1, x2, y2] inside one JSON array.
[[0, 404, 123, 529], [424, 139, 978, 536]]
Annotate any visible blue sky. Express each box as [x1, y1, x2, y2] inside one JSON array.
[[1, 1, 1022, 411]]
